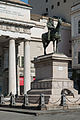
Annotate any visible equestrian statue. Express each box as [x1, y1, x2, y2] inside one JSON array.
[[42, 17, 62, 55]]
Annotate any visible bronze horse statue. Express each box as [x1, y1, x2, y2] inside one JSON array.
[[42, 18, 62, 55]]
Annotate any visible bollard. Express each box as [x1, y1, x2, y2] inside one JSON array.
[[60, 93, 67, 107], [22, 94, 29, 108], [39, 94, 46, 110], [63, 93, 66, 106], [10, 94, 15, 106], [40, 94, 45, 106], [24, 94, 29, 106], [0, 94, 4, 105]]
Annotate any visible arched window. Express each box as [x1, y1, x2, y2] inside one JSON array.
[[78, 20, 80, 34]]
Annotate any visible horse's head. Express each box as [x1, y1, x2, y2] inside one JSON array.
[[58, 18, 63, 25]]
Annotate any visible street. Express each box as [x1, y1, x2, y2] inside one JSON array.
[[0, 110, 80, 120]]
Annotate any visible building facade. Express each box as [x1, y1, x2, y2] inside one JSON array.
[[71, 2, 80, 93], [29, 0, 80, 23], [0, 0, 33, 95]]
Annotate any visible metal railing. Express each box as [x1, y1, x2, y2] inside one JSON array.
[[0, 93, 80, 108]]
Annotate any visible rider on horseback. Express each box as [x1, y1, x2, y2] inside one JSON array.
[[42, 17, 62, 55], [47, 17, 55, 41]]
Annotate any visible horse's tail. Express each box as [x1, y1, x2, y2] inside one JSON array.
[[42, 32, 49, 48], [42, 33, 46, 45]]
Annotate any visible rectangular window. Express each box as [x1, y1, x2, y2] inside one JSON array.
[[18, 56, 20, 67], [46, 0, 48, 2], [69, 40, 72, 43], [21, 56, 24, 68], [78, 52, 80, 64], [0, 86, 2, 94], [78, 21, 80, 34], [46, 8, 48, 12], [69, 49, 72, 55], [0, 56, 2, 68], [51, 5, 54, 9], [64, 0, 66, 3], [57, 2, 60, 6]]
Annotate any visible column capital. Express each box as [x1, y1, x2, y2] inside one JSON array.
[[24, 39, 31, 42], [9, 38, 16, 41]]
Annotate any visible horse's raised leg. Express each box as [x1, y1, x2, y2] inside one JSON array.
[[54, 40, 57, 52], [44, 47, 46, 55], [53, 40, 57, 53], [53, 41, 55, 52]]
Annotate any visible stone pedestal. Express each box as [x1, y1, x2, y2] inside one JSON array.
[[28, 53, 80, 108]]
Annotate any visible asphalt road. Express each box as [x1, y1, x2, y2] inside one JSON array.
[[0, 110, 80, 120]]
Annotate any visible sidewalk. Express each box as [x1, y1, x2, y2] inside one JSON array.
[[0, 105, 80, 116]]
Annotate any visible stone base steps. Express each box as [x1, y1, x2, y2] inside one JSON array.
[[28, 89, 52, 95], [67, 104, 80, 109], [15, 96, 24, 103], [15, 95, 50, 104], [31, 81, 52, 90], [46, 104, 80, 110], [46, 104, 65, 110]]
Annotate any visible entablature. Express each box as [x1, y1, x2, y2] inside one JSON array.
[[0, 19, 35, 35]]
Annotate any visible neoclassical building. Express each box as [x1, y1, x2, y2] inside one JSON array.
[[71, 2, 80, 92], [0, 0, 33, 95], [0, 0, 71, 95]]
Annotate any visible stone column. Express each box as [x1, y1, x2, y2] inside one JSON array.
[[24, 40, 30, 94], [17, 65, 20, 95], [9, 39, 16, 95]]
